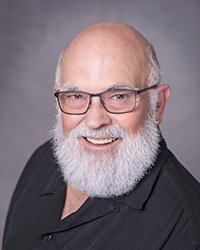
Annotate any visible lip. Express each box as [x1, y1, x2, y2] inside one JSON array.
[[80, 136, 120, 151]]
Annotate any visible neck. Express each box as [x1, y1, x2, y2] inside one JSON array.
[[61, 184, 89, 220]]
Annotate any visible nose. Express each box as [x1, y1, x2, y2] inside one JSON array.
[[84, 97, 112, 129]]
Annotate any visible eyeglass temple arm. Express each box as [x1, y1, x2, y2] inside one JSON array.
[[137, 84, 159, 94]]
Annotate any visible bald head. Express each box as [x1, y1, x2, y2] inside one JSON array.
[[55, 22, 160, 89], [66, 22, 150, 54]]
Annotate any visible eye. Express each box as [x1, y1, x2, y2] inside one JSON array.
[[64, 93, 84, 100], [59, 92, 88, 105], [112, 94, 126, 100], [110, 92, 130, 100], [70, 94, 83, 99]]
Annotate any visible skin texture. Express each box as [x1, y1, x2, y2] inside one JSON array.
[[54, 22, 170, 217]]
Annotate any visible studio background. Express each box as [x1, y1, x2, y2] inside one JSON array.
[[0, 0, 200, 245]]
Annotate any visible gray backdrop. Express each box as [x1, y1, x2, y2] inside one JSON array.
[[0, 0, 200, 245]]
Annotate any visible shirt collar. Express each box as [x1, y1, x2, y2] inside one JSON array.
[[118, 139, 169, 210], [39, 148, 66, 196]]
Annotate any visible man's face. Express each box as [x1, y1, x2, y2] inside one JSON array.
[[55, 34, 151, 151], [52, 25, 169, 197], [52, 27, 163, 197]]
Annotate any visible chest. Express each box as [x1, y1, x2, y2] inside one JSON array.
[[4, 198, 175, 250]]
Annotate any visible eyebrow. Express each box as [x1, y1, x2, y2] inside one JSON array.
[[107, 83, 138, 91], [59, 85, 80, 91], [59, 82, 138, 92]]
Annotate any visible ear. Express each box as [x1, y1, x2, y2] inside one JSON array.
[[156, 83, 171, 124], [54, 84, 59, 93]]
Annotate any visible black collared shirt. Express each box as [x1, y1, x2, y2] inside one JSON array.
[[3, 139, 200, 250]]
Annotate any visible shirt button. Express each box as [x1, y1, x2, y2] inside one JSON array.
[[110, 205, 120, 213], [45, 234, 52, 241], [113, 206, 120, 212]]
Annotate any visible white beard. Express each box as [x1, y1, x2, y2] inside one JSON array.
[[52, 104, 160, 198]]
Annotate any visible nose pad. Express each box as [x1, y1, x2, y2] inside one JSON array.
[[84, 97, 112, 129]]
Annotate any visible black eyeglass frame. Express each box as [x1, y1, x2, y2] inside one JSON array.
[[54, 84, 159, 115]]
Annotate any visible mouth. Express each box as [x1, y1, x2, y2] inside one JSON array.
[[84, 137, 118, 145], [81, 136, 119, 149]]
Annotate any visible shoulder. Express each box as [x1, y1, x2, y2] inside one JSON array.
[[27, 140, 54, 164], [19, 140, 55, 178], [9, 140, 58, 203], [3, 140, 62, 249], [154, 140, 200, 201], [161, 149, 200, 205], [154, 146, 200, 248]]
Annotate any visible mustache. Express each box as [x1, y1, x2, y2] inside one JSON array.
[[69, 123, 127, 139]]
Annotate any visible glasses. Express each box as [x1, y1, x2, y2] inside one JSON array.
[[54, 84, 158, 115]]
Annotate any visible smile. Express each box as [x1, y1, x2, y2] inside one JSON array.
[[84, 137, 118, 145]]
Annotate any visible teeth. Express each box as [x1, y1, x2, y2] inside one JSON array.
[[86, 137, 116, 145]]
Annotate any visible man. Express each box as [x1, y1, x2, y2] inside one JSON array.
[[3, 22, 200, 249]]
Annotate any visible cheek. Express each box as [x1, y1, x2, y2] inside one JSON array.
[[112, 110, 148, 135], [61, 114, 84, 137]]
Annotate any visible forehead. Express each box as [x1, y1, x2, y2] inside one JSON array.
[[59, 29, 150, 92]]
